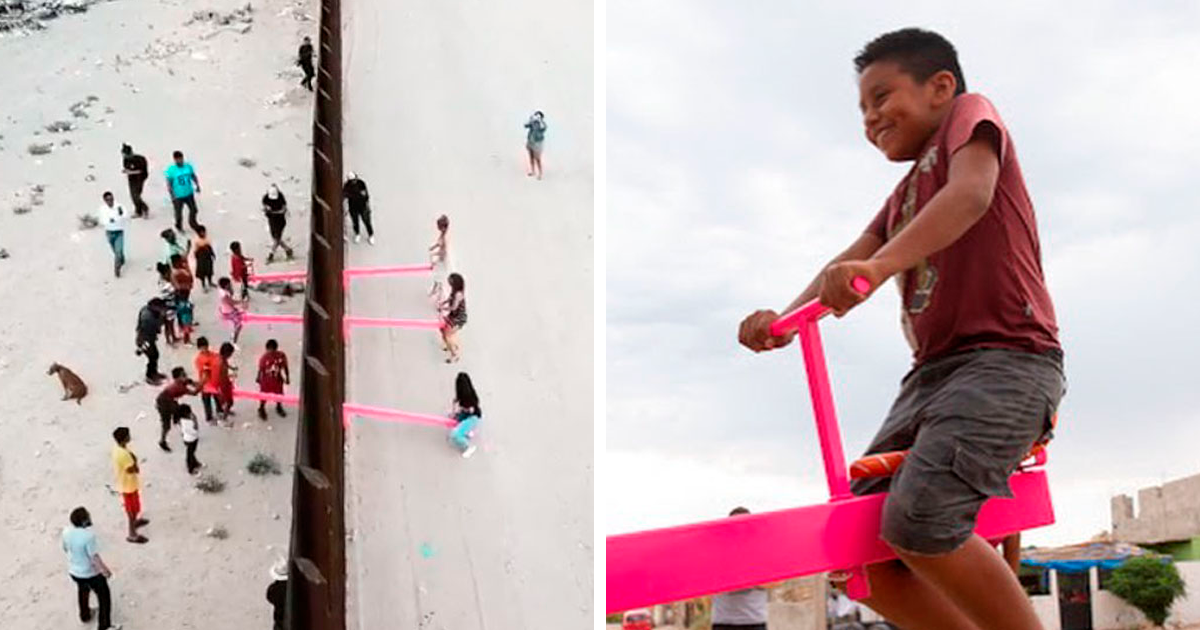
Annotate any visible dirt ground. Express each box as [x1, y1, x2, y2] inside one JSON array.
[[0, 0, 318, 627]]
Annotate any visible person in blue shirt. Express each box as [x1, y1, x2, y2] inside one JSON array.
[[164, 150, 202, 234], [61, 507, 121, 629]]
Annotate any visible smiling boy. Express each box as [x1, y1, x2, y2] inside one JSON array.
[[739, 28, 1065, 630]]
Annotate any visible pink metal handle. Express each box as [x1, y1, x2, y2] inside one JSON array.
[[769, 276, 871, 337]]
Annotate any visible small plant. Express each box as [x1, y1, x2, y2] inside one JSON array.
[[1107, 555, 1186, 627], [206, 525, 228, 540], [247, 452, 282, 476], [195, 473, 226, 493]]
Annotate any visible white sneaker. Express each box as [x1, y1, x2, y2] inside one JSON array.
[[461, 445, 477, 459], [354, 234, 362, 244], [368, 236, 376, 246]]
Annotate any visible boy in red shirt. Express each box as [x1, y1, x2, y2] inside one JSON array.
[[230, 240, 253, 301], [193, 337, 222, 424], [739, 29, 1064, 630], [255, 339, 290, 420], [154, 367, 200, 452]]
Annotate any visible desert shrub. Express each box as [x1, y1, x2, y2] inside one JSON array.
[[195, 473, 226, 493], [247, 452, 282, 476]]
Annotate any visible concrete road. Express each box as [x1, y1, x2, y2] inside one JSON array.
[[339, 1, 593, 629]]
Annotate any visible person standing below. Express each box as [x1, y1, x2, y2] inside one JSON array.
[[266, 559, 288, 630], [711, 507, 783, 630], [164, 150, 202, 234], [193, 225, 216, 292], [95, 191, 129, 278], [215, 342, 238, 423], [155, 263, 179, 347], [194, 337, 222, 424], [262, 185, 295, 263], [428, 214, 451, 303], [438, 272, 467, 363], [523, 111, 547, 180], [135, 298, 168, 385], [171, 254, 196, 345], [120, 143, 149, 219], [230, 241, 254, 301], [342, 171, 375, 245], [255, 339, 290, 420], [297, 35, 315, 91], [155, 367, 200, 452], [61, 507, 122, 629], [176, 404, 202, 475], [111, 427, 149, 544], [217, 278, 246, 345]]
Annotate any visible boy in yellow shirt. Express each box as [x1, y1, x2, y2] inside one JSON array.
[[111, 427, 149, 544]]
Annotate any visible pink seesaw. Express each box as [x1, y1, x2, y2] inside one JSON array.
[[249, 263, 433, 284], [605, 276, 1056, 613], [241, 313, 444, 331], [232, 389, 456, 430]]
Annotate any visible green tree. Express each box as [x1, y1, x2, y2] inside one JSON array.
[[1106, 556, 1186, 626]]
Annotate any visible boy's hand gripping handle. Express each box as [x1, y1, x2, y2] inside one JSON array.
[[769, 276, 871, 336]]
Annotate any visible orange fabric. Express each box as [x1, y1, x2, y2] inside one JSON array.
[[194, 350, 221, 394]]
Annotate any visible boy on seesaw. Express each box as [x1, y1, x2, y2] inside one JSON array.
[[739, 28, 1064, 630]]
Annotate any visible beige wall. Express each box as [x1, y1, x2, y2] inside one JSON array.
[[1030, 561, 1200, 630], [1112, 473, 1200, 544]]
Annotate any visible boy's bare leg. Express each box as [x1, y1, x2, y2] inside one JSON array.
[[860, 559, 983, 630], [892, 535, 1042, 630], [1002, 533, 1021, 574]]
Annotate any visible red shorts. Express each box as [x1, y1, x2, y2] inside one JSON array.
[[122, 491, 141, 517]]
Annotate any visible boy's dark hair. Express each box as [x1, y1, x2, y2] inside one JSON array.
[[266, 339, 278, 351], [729, 506, 751, 516], [230, 241, 242, 254], [102, 191, 113, 199], [854, 28, 966, 96], [173, 150, 184, 159], [436, 215, 449, 231], [220, 342, 235, 357], [113, 426, 130, 444], [69, 506, 91, 527], [175, 403, 193, 420], [171, 367, 187, 379], [197, 336, 209, 348], [161, 229, 175, 240], [170, 254, 183, 266], [121, 143, 132, 155], [196, 225, 207, 236]]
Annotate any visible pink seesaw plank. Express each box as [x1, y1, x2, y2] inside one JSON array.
[[231, 389, 298, 405], [343, 402, 456, 428], [241, 313, 443, 330], [606, 469, 1054, 613], [249, 264, 434, 283]]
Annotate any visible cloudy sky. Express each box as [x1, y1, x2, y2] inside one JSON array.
[[606, 0, 1200, 549]]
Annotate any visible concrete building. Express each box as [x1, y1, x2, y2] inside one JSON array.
[[1112, 471, 1200, 561]]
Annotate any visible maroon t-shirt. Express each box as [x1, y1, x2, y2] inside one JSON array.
[[866, 93, 1060, 366]]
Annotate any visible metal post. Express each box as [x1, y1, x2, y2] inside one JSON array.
[[285, 0, 345, 628]]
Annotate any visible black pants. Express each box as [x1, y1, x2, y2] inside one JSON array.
[[349, 205, 374, 237], [185, 440, 201, 473], [71, 573, 112, 628], [127, 177, 149, 217], [171, 194, 200, 233], [300, 60, 315, 90], [140, 340, 160, 379], [201, 393, 218, 422]]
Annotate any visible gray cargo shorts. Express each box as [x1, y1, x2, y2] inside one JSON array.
[[850, 347, 1065, 555]]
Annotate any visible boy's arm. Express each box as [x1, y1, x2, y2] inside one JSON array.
[[821, 125, 1002, 315]]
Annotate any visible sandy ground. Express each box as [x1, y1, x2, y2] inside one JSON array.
[[0, 0, 318, 627], [338, 0, 594, 629]]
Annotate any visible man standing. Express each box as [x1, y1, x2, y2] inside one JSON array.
[[120, 144, 149, 218], [711, 507, 782, 630], [111, 427, 149, 544], [342, 171, 375, 245], [164, 150, 202, 233], [266, 559, 288, 630], [136, 298, 168, 385], [61, 507, 122, 629], [297, 35, 315, 91], [95, 191, 129, 277]]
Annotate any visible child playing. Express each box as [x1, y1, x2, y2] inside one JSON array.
[[171, 254, 196, 344], [438, 273, 467, 363], [255, 339, 290, 420], [176, 403, 202, 475], [160, 228, 190, 268], [193, 225, 216, 292], [446, 372, 481, 458], [216, 278, 246, 345], [230, 241, 254, 301], [216, 342, 237, 423], [737, 29, 1064, 630], [193, 337, 222, 424], [155, 263, 179, 346], [428, 214, 451, 303]]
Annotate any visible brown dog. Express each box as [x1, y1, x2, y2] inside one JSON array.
[[48, 363, 88, 404]]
